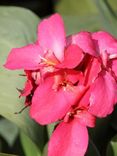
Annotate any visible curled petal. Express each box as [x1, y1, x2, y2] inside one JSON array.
[[76, 110, 96, 127], [4, 44, 43, 70], [89, 71, 117, 117], [92, 31, 117, 55], [48, 118, 88, 156], [65, 69, 83, 84], [20, 80, 33, 97], [83, 57, 101, 86], [67, 32, 97, 56], [111, 60, 117, 77], [38, 13, 66, 62], [57, 45, 84, 69]]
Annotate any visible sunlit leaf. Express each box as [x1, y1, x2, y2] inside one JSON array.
[[47, 123, 57, 139], [63, 15, 102, 35], [20, 131, 41, 156], [42, 143, 48, 156], [0, 6, 46, 150], [107, 134, 117, 156], [86, 139, 101, 156], [56, 0, 117, 35], [89, 116, 113, 153], [94, 0, 117, 36], [111, 105, 117, 131], [0, 118, 18, 146], [55, 0, 98, 15]]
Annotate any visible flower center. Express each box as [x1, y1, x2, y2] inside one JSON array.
[[64, 107, 87, 122], [39, 50, 59, 67], [52, 72, 74, 92], [40, 56, 57, 66]]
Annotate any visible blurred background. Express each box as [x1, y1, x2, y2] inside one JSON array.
[[0, 0, 117, 156], [0, 0, 54, 17], [1, 0, 117, 35]]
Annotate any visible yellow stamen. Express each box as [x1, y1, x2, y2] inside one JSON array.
[[39, 56, 56, 66]]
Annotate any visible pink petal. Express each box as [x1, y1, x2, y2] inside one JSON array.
[[74, 87, 96, 128], [20, 79, 33, 97], [38, 13, 66, 62], [76, 110, 96, 128], [111, 59, 117, 77], [48, 118, 88, 156], [4, 44, 43, 70], [78, 86, 91, 108], [57, 45, 84, 69], [83, 57, 101, 86], [65, 69, 83, 84], [89, 71, 117, 117], [67, 32, 97, 56], [30, 77, 86, 125], [92, 31, 117, 55]]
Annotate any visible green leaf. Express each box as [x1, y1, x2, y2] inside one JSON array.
[[94, 0, 117, 36], [86, 139, 101, 156], [0, 6, 39, 46], [107, 134, 117, 156], [0, 6, 46, 150], [63, 15, 102, 35], [42, 143, 48, 156], [20, 131, 41, 156], [55, 0, 98, 15], [0, 118, 18, 146], [0, 153, 18, 156], [109, 0, 117, 11], [89, 116, 113, 153], [111, 105, 117, 131], [55, 0, 106, 34], [55, 0, 117, 18], [47, 123, 57, 138], [56, 0, 117, 35]]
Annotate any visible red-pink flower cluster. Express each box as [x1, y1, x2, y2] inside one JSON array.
[[4, 14, 117, 156]]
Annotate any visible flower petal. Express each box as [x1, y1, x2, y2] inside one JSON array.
[[65, 69, 83, 84], [89, 71, 117, 117], [111, 59, 117, 77], [20, 79, 33, 97], [38, 13, 66, 62], [30, 77, 85, 125], [48, 118, 88, 156], [83, 57, 101, 86], [4, 44, 43, 70], [92, 31, 117, 55], [57, 45, 84, 69], [76, 110, 96, 128], [67, 32, 97, 56]]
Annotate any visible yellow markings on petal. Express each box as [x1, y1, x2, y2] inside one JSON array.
[[39, 55, 56, 66]]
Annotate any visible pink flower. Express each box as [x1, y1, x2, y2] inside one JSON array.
[[92, 31, 117, 79], [4, 13, 84, 125], [4, 13, 117, 156], [68, 31, 117, 117], [47, 31, 117, 156], [68, 31, 117, 74], [48, 66, 117, 155], [48, 86, 96, 156], [4, 14, 83, 72], [30, 70, 86, 124], [48, 118, 89, 156], [17, 70, 40, 106]]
